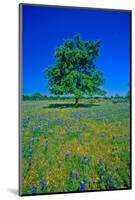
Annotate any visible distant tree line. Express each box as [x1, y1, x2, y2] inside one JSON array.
[[22, 92, 130, 102]]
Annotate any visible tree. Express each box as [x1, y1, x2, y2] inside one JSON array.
[[45, 34, 106, 106], [32, 92, 42, 97]]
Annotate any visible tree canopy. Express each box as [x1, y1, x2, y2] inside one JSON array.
[[45, 34, 106, 105]]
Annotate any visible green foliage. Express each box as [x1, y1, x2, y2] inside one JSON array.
[[45, 34, 106, 104]]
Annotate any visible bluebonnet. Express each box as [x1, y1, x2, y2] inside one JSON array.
[[77, 169, 81, 175], [99, 132, 107, 138], [121, 179, 126, 186], [27, 157, 32, 166], [83, 156, 90, 165], [31, 134, 34, 141], [121, 148, 126, 152], [26, 115, 31, 120], [84, 158, 90, 165], [33, 127, 40, 134], [31, 186, 37, 194], [44, 140, 48, 149], [101, 167, 106, 174], [70, 171, 76, 179], [79, 181, 86, 191], [54, 118, 63, 124], [28, 149, 32, 155], [106, 186, 110, 190], [22, 115, 32, 128], [22, 119, 27, 128], [66, 150, 70, 157], [40, 179, 45, 189], [108, 177, 113, 186], [72, 111, 80, 119]]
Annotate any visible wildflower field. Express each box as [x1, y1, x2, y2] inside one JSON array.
[[21, 99, 131, 195]]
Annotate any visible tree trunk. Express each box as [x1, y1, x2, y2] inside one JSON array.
[[75, 97, 79, 106]]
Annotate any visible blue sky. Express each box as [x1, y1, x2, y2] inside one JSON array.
[[22, 5, 131, 96]]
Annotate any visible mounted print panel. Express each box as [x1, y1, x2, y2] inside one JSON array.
[[19, 4, 131, 196]]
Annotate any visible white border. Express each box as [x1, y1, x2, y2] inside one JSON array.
[[0, 0, 134, 199]]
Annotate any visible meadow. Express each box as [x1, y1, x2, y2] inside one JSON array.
[[21, 99, 131, 195]]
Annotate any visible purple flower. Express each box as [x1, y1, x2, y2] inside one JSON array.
[[31, 186, 37, 194], [108, 177, 113, 186], [101, 167, 106, 174], [22, 119, 27, 128], [106, 186, 110, 190], [45, 139, 48, 144], [27, 157, 32, 166], [83, 156, 90, 165], [79, 181, 85, 191], [121, 179, 126, 186], [31, 135, 34, 142], [44, 140, 48, 149], [70, 171, 76, 179], [28, 149, 32, 155], [77, 169, 81, 175], [99, 133, 106, 138], [84, 179, 87, 184], [84, 159, 90, 164], [121, 148, 126, 152], [40, 179, 45, 189], [66, 150, 70, 157], [26, 115, 31, 120]]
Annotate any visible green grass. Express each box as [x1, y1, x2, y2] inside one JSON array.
[[21, 99, 131, 195]]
